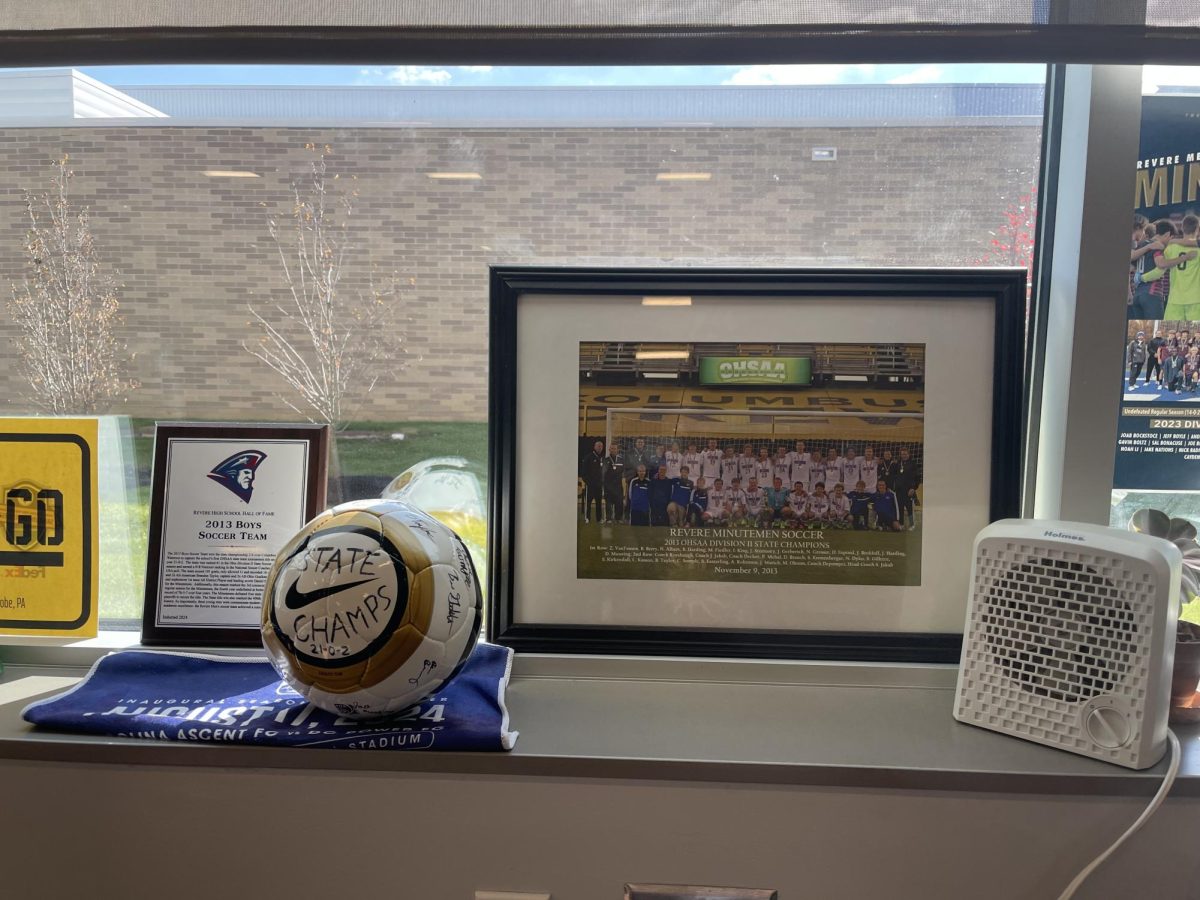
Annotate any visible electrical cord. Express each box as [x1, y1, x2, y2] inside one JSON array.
[[1056, 729, 1182, 900]]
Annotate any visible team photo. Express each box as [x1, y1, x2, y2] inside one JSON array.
[[577, 341, 925, 586], [1123, 319, 1200, 401]]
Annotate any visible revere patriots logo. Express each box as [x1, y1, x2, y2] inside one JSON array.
[[207, 450, 267, 503]]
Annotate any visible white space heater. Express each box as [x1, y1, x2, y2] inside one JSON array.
[[954, 519, 1181, 769]]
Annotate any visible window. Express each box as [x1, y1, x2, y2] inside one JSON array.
[[0, 62, 1046, 627]]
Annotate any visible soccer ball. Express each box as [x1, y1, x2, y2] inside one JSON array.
[[261, 499, 482, 719]]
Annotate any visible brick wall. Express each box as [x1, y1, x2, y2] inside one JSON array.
[[0, 125, 1040, 422]]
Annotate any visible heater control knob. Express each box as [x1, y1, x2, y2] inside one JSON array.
[[1085, 705, 1131, 749]]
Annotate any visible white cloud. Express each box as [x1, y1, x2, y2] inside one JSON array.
[[383, 65, 453, 85], [887, 65, 944, 85], [356, 65, 493, 85], [723, 64, 876, 86], [1144, 66, 1200, 94]]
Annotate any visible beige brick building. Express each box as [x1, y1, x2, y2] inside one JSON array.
[[0, 89, 1041, 422]]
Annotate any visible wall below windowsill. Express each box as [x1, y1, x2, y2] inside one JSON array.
[[0, 648, 1196, 796]]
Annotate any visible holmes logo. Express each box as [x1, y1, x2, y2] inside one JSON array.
[[1044, 529, 1086, 542], [207, 450, 267, 503]]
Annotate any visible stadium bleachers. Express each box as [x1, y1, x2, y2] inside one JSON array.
[[579, 342, 925, 382]]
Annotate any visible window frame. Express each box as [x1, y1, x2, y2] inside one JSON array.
[[0, 32, 1136, 665]]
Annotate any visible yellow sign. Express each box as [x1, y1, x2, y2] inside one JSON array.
[[0, 418, 99, 636]]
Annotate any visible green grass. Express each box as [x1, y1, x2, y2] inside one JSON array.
[[577, 521, 922, 585], [104, 420, 488, 624], [99, 500, 151, 623], [332, 421, 488, 485]]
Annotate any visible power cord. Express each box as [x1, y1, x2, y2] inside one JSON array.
[[1056, 729, 1182, 900]]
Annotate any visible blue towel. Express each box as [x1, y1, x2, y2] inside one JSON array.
[[23, 641, 517, 751]]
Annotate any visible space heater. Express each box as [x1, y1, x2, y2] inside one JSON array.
[[954, 519, 1181, 769]]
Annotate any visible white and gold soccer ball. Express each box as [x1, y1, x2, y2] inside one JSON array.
[[261, 499, 482, 719]]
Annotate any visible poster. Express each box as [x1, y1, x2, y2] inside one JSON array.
[[1115, 94, 1200, 493], [0, 417, 99, 637], [576, 341, 924, 586]]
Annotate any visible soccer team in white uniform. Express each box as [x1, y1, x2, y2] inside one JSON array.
[[603, 438, 921, 531]]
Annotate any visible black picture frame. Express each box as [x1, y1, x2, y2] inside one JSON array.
[[141, 422, 329, 647], [488, 267, 1026, 662]]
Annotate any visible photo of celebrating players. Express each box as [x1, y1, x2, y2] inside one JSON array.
[[577, 341, 925, 586], [1129, 213, 1200, 323]]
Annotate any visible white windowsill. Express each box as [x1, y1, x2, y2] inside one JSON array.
[[1, 637, 1198, 796]]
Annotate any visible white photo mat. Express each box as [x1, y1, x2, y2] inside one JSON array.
[[512, 292, 996, 635]]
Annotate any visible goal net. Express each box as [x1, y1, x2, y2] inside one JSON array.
[[605, 408, 923, 468]]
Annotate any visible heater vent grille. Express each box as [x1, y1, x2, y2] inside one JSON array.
[[957, 539, 1161, 764], [982, 555, 1137, 702]]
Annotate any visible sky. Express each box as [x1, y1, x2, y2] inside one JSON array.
[[1144, 66, 1200, 93], [72, 64, 1200, 94], [83, 63, 1050, 88]]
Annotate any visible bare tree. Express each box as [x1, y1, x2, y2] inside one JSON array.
[[7, 156, 136, 414], [246, 146, 405, 428]]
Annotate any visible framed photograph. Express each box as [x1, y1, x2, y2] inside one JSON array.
[[141, 423, 329, 647], [488, 267, 1025, 662]]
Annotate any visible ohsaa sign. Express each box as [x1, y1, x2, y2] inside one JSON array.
[[699, 356, 812, 386]]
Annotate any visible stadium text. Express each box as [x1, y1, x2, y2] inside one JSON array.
[[585, 392, 921, 410]]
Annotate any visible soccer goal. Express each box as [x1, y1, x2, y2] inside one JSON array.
[[605, 408, 924, 466]]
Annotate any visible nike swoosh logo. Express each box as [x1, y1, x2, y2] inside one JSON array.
[[283, 577, 377, 611]]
